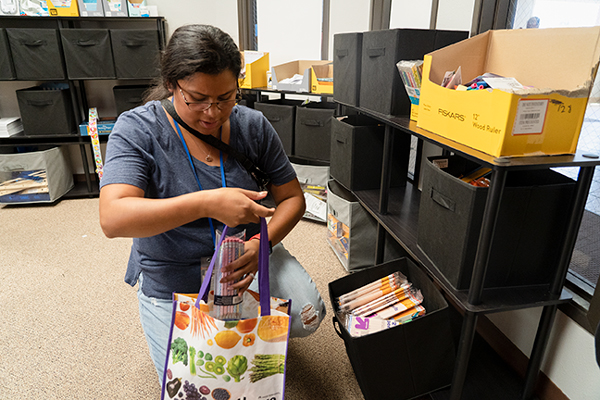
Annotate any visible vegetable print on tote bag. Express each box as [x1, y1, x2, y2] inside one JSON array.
[[162, 218, 291, 400]]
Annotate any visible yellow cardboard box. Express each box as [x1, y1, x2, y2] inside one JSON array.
[[239, 51, 270, 89], [47, 0, 80, 16], [310, 63, 333, 94], [417, 27, 600, 158], [271, 60, 330, 93]]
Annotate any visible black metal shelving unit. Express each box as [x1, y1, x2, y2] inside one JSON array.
[[336, 101, 600, 400], [0, 15, 166, 199]]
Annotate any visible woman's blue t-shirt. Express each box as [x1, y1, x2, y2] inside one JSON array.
[[100, 101, 296, 299]]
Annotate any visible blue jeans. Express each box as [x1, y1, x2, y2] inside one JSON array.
[[137, 243, 326, 384]]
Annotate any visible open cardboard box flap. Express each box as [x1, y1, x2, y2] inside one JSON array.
[[428, 26, 600, 96]]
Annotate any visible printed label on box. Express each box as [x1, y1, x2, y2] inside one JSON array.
[[512, 98, 548, 135]]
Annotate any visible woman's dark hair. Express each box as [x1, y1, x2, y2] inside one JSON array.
[[143, 24, 242, 102]]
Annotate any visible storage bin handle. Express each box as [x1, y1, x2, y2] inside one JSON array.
[[127, 97, 142, 103], [22, 39, 45, 47], [336, 49, 348, 57], [334, 133, 347, 144], [430, 187, 455, 212], [121, 40, 147, 47], [26, 99, 54, 107], [367, 47, 385, 57], [302, 119, 323, 127], [332, 317, 344, 339], [266, 116, 281, 123], [76, 39, 98, 47]]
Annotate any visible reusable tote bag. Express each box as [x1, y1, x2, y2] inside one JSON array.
[[161, 218, 291, 400]]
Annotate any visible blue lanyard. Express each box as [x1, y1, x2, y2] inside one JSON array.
[[171, 103, 227, 249]]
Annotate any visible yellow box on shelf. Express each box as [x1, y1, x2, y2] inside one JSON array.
[[47, 0, 80, 16], [310, 63, 333, 94], [239, 51, 270, 89], [417, 27, 600, 158]]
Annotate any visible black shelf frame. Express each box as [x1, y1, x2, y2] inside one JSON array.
[[336, 101, 600, 400]]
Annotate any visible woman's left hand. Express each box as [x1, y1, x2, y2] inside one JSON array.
[[219, 238, 260, 293]]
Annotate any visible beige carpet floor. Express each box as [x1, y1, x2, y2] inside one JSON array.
[[0, 198, 365, 399]]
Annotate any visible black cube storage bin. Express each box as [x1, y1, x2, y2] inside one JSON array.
[[333, 32, 362, 107], [6, 28, 65, 80], [113, 84, 149, 115], [0, 28, 16, 80], [255, 99, 304, 156], [360, 29, 435, 117], [329, 258, 455, 400], [110, 29, 160, 79], [16, 83, 76, 135], [330, 114, 410, 191], [60, 29, 116, 79], [294, 101, 337, 161], [417, 155, 576, 290], [433, 29, 469, 50]]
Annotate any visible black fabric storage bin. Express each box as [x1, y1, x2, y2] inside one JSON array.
[[6, 28, 65, 80], [0, 28, 16, 80], [113, 84, 149, 115], [110, 29, 160, 79], [433, 29, 469, 51], [294, 101, 337, 161], [360, 29, 435, 116], [60, 29, 116, 79], [16, 83, 76, 135], [329, 257, 455, 400], [255, 99, 303, 156], [333, 32, 362, 107], [417, 155, 576, 290], [330, 114, 409, 191]]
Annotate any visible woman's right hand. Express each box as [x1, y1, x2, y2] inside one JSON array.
[[203, 187, 275, 227]]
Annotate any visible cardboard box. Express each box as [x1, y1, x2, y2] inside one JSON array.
[[79, 120, 115, 136], [271, 60, 330, 93], [239, 51, 270, 89], [47, 0, 79, 16], [410, 103, 419, 121], [417, 27, 600, 157], [102, 0, 127, 16], [77, 0, 104, 16], [310, 63, 333, 94]]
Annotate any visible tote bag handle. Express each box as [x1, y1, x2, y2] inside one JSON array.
[[195, 217, 271, 316]]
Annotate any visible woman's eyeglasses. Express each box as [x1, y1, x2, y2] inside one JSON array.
[[178, 85, 241, 112]]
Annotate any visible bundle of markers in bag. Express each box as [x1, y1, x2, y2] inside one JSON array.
[[336, 271, 426, 337], [211, 235, 245, 320]]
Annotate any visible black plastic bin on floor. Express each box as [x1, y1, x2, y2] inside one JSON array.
[[329, 257, 456, 400], [60, 29, 116, 79], [417, 155, 576, 290], [113, 84, 149, 115], [6, 28, 65, 80], [110, 29, 160, 79], [294, 101, 337, 161], [16, 83, 76, 135], [255, 99, 303, 156], [0, 28, 16, 80], [333, 32, 362, 107]]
